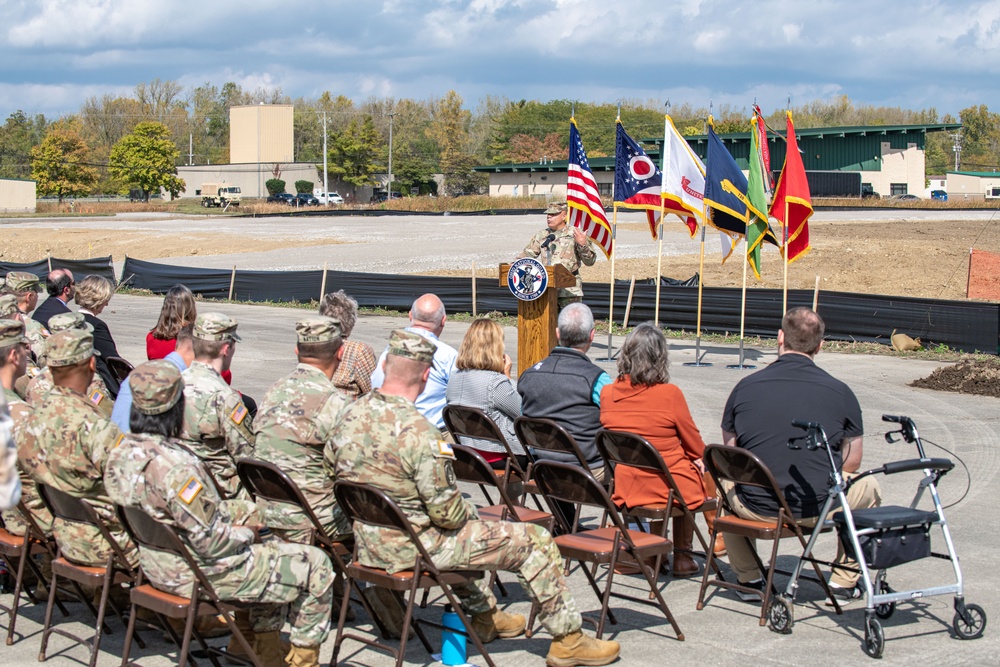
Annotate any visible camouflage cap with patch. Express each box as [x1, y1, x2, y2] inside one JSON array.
[[387, 329, 435, 364], [0, 319, 28, 348], [130, 360, 184, 415], [0, 295, 18, 318], [46, 328, 97, 367], [296, 315, 341, 343], [545, 199, 567, 214], [5, 272, 43, 293], [48, 311, 93, 334], [193, 312, 241, 342]]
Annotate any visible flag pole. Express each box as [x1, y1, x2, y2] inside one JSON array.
[[605, 208, 618, 360], [727, 236, 755, 369], [684, 215, 711, 366], [782, 200, 790, 314], [654, 219, 664, 327]]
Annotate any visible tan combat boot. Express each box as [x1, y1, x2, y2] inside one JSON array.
[[250, 630, 289, 667], [546, 630, 620, 667], [225, 611, 255, 664], [362, 586, 412, 639], [285, 644, 321, 667], [471, 607, 526, 643]]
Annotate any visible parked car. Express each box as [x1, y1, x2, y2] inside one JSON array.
[[931, 190, 948, 201], [267, 193, 295, 204], [294, 193, 320, 206], [316, 192, 345, 205], [370, 192, 402, 203], [891, 193, 921, 202]]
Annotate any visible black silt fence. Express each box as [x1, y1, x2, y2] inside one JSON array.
[[0, 256, 116, 284]]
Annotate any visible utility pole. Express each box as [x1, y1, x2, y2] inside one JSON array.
[[188, 133, 193, 166], [951, 132, 963, 171], [387, 111, 395, 198], [322, 111, 329, 206]]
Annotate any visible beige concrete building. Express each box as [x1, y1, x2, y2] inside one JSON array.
[[946, 171, 1000, 200], [0, 178, 36, 213], [177, 163, 325, 200], [230, 104, 294, 164]]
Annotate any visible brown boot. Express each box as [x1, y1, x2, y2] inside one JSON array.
[[166, 614, 231, 642], [284, 644, 320, 667], [671, 515, 699, 577], [702, 472, 727, 557], [362, 586, 412, 640], [471, 607, 526, 643], [249, 630, 288, 667], [546, 630, 620, 667]]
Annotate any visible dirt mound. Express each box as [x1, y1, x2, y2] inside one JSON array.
[[910, 358, 1000, 398]]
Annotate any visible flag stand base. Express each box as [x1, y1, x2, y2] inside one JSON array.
[[683, 337, 713, 367], [726, 340, 756, 370]]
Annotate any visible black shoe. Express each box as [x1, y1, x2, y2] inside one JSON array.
[[827, 583, 864, 605], [735, 578, 765, 602]]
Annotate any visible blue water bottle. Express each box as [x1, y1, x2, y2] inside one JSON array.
[[441, 604, 467, 666]]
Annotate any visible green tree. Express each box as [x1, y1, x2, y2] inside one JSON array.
[[294, 179, 313, 194], [108, 121, 185, 200], [958, 104, 1000, 170], [0, 110, 47, 179], [31, 119, 98, 202], [327, 116, 383, 187], [265, 178, 285, 195]]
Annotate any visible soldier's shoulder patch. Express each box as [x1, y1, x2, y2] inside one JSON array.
[[27, 366, 41, 379], [434, 440, 455, 459], [90, 389, 105, 405], [178, 477, 203, 504], [230, 403, 248, 425], [114, 433, 124, 449], [40, 326, 50, 337]]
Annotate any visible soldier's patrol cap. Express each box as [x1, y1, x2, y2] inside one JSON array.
[[46, 329, 98, 367], [296, 316, 341, 343], [48, 312, 93, 334], [193, 312, 241, 342], [0, 295, 18, 318], [387, 329, 435, 364], [5, 272, 43, 293], [0, 319, 28, 349], [545, 200, 568, 215], [130, 360, 184, 415]]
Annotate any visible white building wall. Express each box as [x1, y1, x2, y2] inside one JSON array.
[[0, 178, 36, 213], [948, 173, 1000, 200], [177, 163, 326, 199], [487, 171, 616, 199]]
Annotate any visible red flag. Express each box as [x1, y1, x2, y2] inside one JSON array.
[[769, 111, 812, 264]]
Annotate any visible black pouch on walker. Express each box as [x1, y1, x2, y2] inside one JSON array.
[[834, 507, 937, 570]]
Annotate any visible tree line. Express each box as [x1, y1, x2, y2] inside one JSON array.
[[1, 78, 997, 201]]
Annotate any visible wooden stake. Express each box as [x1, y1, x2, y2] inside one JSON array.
[[812, 274, 820, 311], [228, 266, 237, 301], [966, 247, 973, 298], [622, 275, 636, 328], [472, 261, 477, 316], [319, 262, 328, 303]]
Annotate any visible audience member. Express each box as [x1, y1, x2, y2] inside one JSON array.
[[75, 274, 123, 397], [599, 323, 708, 576], [720, 307, 881, 602], [4, 272, 48, 365], [33, 269, 75, 329], [0, 320, 41, 526], [112, 324, 194, 432], [149, 284, 232, 384], [370, 293, 457, 430], [319, 290, 377, 398], [446, 317, 526, 468]]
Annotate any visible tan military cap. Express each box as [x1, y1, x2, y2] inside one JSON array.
[[0, 295, 18, 318], [387, 329, 435, 364], [46, 329, 97, 367], [130, 360, 184, 415], [0, 319, 28, 348], [5, 272, 43, 293], [296, 316, 341, 343], [545, 200, 568, 215], [193, 312, 241, 342], [49, 311, 93, 334]]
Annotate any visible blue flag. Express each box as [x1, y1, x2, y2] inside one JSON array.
[[704, 123, 750, 241]]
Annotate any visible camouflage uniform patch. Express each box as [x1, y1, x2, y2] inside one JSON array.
[[26, 368, 114, 418], [519, 225, 597, 305]]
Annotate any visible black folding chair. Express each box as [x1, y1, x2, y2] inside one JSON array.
[[104, 356, 135, 386], [443, 405, 531, 504], [36, 484, 143, 667], [332, 480, 496, 667], [531, 460, 684, 641], [115, 505, 262, 667]]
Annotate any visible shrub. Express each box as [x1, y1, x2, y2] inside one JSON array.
[[294, 180, 314, 194], [265, 179, 285, 196]]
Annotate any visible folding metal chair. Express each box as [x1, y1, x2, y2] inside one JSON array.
[[531, 460, 684, 641], [696, 444, 841, 626], [36, 484, 143, 667], [443, 404, 532, 505], [0, 503, 66, 646], [104, 356, 135, 386], [332, 480, 496, 667], [595, 429, 723, 583], [115, 505, 261, 667]]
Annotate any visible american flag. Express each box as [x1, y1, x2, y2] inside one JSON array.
[[567, 119, 613, 258]]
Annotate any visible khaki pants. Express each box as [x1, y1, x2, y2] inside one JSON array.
[[721, 474, 882, 587]]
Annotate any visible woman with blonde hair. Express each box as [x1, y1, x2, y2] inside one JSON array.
[[445, 317, 525, 467], [75, 274, 123, 396]]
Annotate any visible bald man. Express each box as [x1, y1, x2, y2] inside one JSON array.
[[370, 293, 457, 430]]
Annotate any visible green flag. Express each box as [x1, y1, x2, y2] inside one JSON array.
[[746, 113, 777, 279]]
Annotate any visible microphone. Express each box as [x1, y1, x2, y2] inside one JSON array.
[[540, 233, 556, 249]]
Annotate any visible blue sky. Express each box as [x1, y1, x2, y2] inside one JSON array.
[[2, 0, 999, 118]]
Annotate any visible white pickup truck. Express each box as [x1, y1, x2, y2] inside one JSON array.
[[315, 191, 345, 205]]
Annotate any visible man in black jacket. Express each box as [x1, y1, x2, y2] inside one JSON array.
[[32, 269, 74, 329]]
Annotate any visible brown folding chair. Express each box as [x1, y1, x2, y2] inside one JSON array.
[[235, 458, 391, 639], [531, 460, 684, 641], [443, 404, 531, 505], [332, 480, 496, 667], [36, 484, 143, 667], [115, 505, 262, 667], [696, 444, 842, 626], [104, 356, 135, 386], [595, 429, 723, 583], [0, 503, 67, 646]]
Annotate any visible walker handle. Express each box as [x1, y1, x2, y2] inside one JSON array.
[[882, 458, 953, 475]]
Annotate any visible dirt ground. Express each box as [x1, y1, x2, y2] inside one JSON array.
[[911, 358, 1000, 397]]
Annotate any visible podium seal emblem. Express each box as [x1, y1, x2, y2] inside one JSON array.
[[507, 258, 548, 302]]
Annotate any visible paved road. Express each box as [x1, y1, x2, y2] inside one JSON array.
[[2, 293, 996, 666]]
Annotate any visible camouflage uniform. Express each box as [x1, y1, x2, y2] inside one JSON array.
[[0, 295, 41, 398], [179, 313, 254, 499], [254, 317, 352, 542], [519, 201, 597, 309], [3, 273, 48, 366], [0, 400, 18, 512], [104, 361, 333, 647], [2, 385, 52, 535], [330, 330, 583, 638], [18, 329, 134, 567]]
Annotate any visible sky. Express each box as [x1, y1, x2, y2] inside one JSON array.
[[2, 0, 1000, 119]]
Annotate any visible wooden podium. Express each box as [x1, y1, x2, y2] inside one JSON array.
[[499, 263, 575, 377]]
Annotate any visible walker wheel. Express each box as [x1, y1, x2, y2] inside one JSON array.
[[953, 603, 986, 640], [863, 617, 884, 658], [767, 596, 793, 634], [875, 581, 895, 620]]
